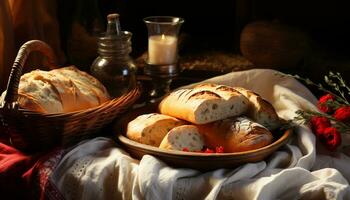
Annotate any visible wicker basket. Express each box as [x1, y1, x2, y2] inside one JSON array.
[[0, 40, 141, 151]]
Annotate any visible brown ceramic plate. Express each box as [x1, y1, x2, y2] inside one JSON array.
[[115, 102, 292, 171]]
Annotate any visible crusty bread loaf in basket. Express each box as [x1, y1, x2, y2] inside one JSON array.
[[0, 40, 140, 152]]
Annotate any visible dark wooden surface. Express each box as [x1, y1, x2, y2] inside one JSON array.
[[135, 51, 254, 81], [134, 49, 350, 100]]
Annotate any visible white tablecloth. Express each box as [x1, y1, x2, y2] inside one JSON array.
[[50, 69, 350, 200]]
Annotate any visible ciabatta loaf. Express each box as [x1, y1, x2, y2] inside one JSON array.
[[126, 113, 186, 147], [1, 66, 110, 113], [159, 125, 204, 151], [198, 117, 273, 152], [158, 86, 248, 124], [233, 87, 280, 130]]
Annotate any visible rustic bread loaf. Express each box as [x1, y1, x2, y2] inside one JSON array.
[[52, 66, 109, 104], [159, 125, 204, 151], [16, 70, 65, 113], [197, 117, 273, 152], [158, 86, 249, 124], [233, 87, 280, 130], [126, 113, 186, 147], [2, 66, 110, 113]]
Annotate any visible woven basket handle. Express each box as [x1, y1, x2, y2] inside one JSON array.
[[2, 40, 56, 109]]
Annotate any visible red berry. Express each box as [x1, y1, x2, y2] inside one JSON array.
[[182, 148, 189, 152], [310, 116, 331, 136], [322, 127, 341, 151], [215, 146, 224, 153], [333, 106, 350, 122], [317, 94, 335, 113], [203, 148, 214, 153]]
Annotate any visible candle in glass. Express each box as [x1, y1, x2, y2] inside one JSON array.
[[148, 34, 177, 65], [143, 16, 184, 100]]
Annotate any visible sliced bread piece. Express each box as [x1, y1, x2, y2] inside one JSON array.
[[126, 113, 186, 147], [159, 125, 204, 151]]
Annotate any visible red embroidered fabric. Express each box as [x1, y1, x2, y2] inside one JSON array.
[[0, 139, 64, 200]]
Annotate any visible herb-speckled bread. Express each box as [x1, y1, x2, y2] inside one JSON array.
[[159, 125, 204, 151], [158, 85, 249, 124], [126, 113, 186, 147]]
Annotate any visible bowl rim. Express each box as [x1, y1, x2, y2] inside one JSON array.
[[116, 128, 292, 158]]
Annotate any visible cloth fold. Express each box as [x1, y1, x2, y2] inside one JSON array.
[[0, 142, 59, 199], [41, 69, 350, 199], [0, 143, 34, 199]]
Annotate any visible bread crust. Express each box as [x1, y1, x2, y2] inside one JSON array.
[[126, 113, 186, 147], [159, 125, 204, 151], [52, 66, 110, 104], [233, 87, 280, 130], [198, 117, 273, 152], [17, 70, 64, 113], [4, 66, 110, 113], [159, 85, 249, 124]]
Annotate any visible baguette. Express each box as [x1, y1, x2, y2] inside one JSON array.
[[159, 86, 249, 124], [233, 87, 280, 130], [198, 117, 273, 152], [194, 83, 246, 101], [159, 125, 204, 151], [126, 113, 186, 147]]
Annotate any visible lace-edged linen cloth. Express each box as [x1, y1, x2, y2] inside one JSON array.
[[49, 69, 350, 200]]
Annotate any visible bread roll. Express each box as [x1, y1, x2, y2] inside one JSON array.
[[233, 87, 280, 130], [2, 66, 110, 113], [198, 117, 273, 152], [158, 86, 249, 124], [126, 113, 186, 147], [159, 125, 204, 151]]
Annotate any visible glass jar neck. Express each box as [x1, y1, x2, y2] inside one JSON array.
[[97, 31, 132, 58], [97, 47, 132, 58], [97, 53, 132, 62]]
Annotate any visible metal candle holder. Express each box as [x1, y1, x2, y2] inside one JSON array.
[[143, 16, 184, 101], [143, 62, 179, 100]]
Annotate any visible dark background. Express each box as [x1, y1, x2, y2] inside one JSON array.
[[56, 0, 350, 84], [89, 0, 350, 56]]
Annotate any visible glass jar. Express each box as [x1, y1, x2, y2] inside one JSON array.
[[91, 14, 136, 98]]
